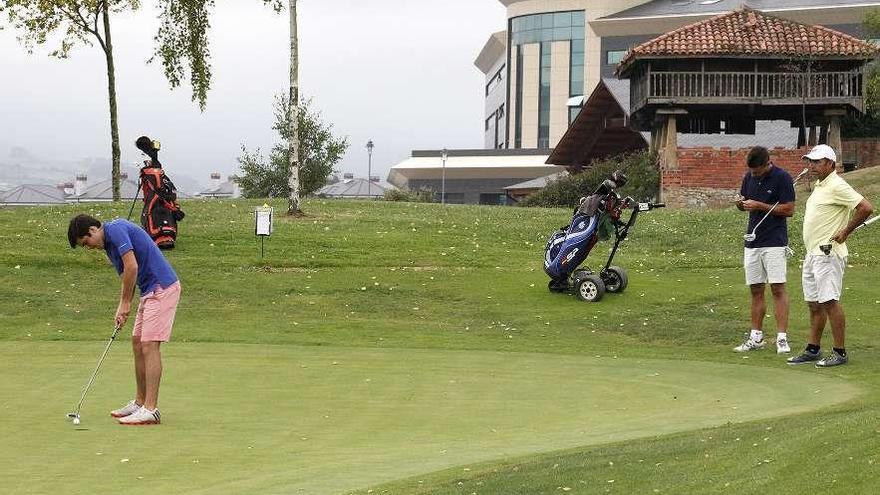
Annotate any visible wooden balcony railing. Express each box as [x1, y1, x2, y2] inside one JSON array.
[[630, 69, 864, 111]]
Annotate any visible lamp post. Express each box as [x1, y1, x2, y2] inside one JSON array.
[[441, 148, 448, 205], [366, 140, 374, 198]]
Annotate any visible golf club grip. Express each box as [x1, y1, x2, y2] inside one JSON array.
[[854, 215, 880, 231]]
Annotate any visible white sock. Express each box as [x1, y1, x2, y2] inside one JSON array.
[[750, 330, 763, 342], [777, 331, 787, 340]]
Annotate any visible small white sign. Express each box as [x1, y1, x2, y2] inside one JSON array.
[[255, 206, 273, 236]]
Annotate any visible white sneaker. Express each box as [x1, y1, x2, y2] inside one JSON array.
[[117, 406, 161, 425], [776, 338, 791, 354], [733, 339, 765, 352], [110, 399, 141, 418]]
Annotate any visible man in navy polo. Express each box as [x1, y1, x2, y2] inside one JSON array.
[[733, 146, 796, 354]]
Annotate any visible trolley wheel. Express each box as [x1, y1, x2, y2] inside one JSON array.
[[575, 274, 605, 302], [602, 266, 628, 293]]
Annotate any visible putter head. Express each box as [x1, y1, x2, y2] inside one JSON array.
[[743, 233, 756, 242], [819, 244, 832, 255], [66, 412, 78, 420]]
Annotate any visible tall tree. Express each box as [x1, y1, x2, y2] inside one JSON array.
[[235, 95, 348, 199], [1, 0, 139, 201], [286, 0, 301, 216]]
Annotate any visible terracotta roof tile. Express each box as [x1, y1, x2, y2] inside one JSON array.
[[618, 8, 879, 73]]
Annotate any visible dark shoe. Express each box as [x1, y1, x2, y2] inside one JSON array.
[[816, 351, 848, 368], [787, 351, 821, 365]]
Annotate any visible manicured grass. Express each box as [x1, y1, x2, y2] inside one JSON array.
[[1, 168, 879, 494], [0, 342, 854, 495]]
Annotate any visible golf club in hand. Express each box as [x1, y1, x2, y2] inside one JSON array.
[[67, 324, 123, 426], [819, 215, 880, 255], [743, 168, 809, 242]]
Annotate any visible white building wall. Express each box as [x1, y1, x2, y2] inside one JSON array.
[[549, 40, 571, 147], [483, 55, 508, 149], [519, 43, 540, 148]]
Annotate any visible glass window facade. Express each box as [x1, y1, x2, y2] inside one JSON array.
[[606, 50, 627, 65], [510, 10, 585, 148], [538, 42, 551, 148], [511, 11, 584, 45]]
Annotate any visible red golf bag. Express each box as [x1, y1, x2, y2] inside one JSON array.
[[140, 165, 184, 250], [135, 136, 184, 250]]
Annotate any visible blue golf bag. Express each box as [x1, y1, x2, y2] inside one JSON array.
[[543, 170, 664, 302]]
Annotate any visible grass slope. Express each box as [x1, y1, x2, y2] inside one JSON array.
[[1, 167, 879, 494]]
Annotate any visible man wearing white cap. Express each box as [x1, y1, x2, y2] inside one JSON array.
[[787, 144, 873, 367]]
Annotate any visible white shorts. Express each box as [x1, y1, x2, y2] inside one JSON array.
[[744, 247, 788, 285], [802, 254, 846, 303]]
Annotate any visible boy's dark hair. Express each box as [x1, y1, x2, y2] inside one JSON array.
[[746, 146, 770, 168], [68, 214, 101, 248]]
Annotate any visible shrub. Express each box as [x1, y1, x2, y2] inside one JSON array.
[[383, 187, 435, 203], [518, 151, 659, 208]]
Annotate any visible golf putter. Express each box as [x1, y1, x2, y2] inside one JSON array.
[[819, 215, 880, 255], [67, 324, 123, 425], [744, 168, 809, 242]]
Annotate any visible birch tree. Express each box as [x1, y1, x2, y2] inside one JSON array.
[[286, 0, 301, 215], [1, 0, 139, 201]]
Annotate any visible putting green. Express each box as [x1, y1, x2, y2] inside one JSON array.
[[0, 342, 859, 495]]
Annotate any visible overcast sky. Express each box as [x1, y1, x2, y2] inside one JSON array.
[[0, 0, 506, 186]]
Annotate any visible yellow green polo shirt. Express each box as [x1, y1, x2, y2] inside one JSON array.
[[803, 171, 863, 257]]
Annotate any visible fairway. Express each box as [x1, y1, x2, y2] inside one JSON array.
[[0, 341, 859, 495]]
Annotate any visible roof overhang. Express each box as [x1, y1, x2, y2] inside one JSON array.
[[591, 4, 880, 37], [388, 152, 559, 187], [474, 31, 507, 74], [547, 79, 649, 168]]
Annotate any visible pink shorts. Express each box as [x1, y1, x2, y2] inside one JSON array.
[[133, 281, 181, 342]]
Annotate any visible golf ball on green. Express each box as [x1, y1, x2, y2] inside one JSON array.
[[73, 418, 80, 425]]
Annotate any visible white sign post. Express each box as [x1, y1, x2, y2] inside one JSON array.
[[254, 204, 273, 258]]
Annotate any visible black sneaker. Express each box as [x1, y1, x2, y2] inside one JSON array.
[[816, 351, 848, 368], [787, 351, 821, 365]]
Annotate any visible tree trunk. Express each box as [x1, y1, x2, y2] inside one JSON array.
[[287, 0, 302, 215], [102, 5, 122, 202]]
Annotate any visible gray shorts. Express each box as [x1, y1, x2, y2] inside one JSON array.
[[744, 247, 788, 285], [802, 254, 846, 303]]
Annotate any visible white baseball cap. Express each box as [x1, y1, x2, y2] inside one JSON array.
[[803, 144, 837, 163]]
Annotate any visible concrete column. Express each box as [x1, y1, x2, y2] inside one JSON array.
[[808, 126, 817, 146]]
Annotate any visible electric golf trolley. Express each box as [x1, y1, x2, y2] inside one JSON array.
[[543, 170, 664, 302]]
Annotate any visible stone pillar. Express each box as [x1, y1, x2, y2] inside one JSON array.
[[825, 109, 846, 161], [664, 114, 678, 170], [808, 126, 817, 146]]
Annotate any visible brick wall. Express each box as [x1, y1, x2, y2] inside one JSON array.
[[662, 147, 812, 208], [842, 138, 880, 169]]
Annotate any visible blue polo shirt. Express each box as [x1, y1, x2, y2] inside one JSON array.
[[740, 165, 795, 248], [103, 219, 178, 295]]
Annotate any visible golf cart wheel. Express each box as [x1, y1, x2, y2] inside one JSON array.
[[548, 279, 569, 293], [602, 266, 629, 293], [575, 275, 605, 302]]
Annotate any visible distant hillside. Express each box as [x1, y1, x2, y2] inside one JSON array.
[[0, 146, 203, 194]]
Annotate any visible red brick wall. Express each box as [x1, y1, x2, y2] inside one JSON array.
[[662, 147, 811, 208], [842, 138, 880, 169]]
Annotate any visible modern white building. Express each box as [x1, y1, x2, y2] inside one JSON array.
[[389, 0, 880, 205], [477, 0, 880, 151]]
